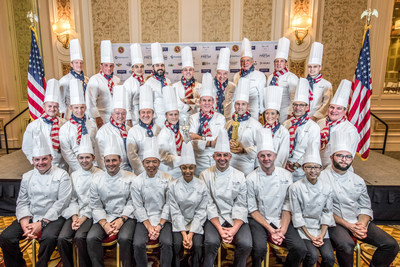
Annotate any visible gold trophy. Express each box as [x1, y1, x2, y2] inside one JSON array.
[[230, 114, 240, 149]]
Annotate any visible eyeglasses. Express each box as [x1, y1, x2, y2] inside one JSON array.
[[293, 103, 307, 108], [334, 154, 353, 160], [303, 165, 322, 171]]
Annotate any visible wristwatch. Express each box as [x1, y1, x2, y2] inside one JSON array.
[[41, 219, 48, 229], [202, 136, 206, 141], [158, 223, 164, 229], [121, 217, 127, 223]]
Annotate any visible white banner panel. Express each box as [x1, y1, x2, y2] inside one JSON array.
[[112, 41, 278, 83]]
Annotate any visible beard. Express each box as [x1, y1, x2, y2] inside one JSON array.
[[154, 68, 165, 77], [332, 159, 352, 172]]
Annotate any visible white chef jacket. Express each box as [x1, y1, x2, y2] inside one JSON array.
[[22, 117, 68, 170], [62, 166, 102, 219], [200, 166, 248, 225], [247, 167, 292, 228], [225, 116, 262, 176], [144, 77, 172, 127], [234, 70, 266, 118], [283, 119, 320, 181], [188, 112, 226, 176], [59, 118, 98, 172], [168, 176, 209, 234], [16, 166, 72, 222], [124, 75, 141, 124], [130, 170, 172, 226], [59, 72, 89, 119], [306, 78, 333, 121], [157, 125, 184, 179], [95, 122, 131, 171], [317, 118, 359, 168], [90, 169, 135, 223], [126, 123, 161, 175], [289, 177, 335, 240], [86, 73, 120, 122], [173, 80, 202, 124], [267, 72, 299, 123], [212, 81, 236, 121], [272, 125, 290, 168], [319, 165, 373, 224]]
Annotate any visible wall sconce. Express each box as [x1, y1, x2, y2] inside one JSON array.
[[292, 14, 312, 45], [395, 20, 400, 30], [52, 19, 72, 49]]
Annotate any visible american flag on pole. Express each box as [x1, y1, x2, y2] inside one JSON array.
[[348, 29, 372, 160], [27, 28, 46, 120]]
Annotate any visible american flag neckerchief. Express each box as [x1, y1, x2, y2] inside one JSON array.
[[41, 114, 60, 151], [69, 114, 88, 145], [100, 71, 114, 94], [263, 120, 280, 137], [181, 76, 195, 99], [270, 67, 288, 86], [139, 119, 154, 137], [288, 113, 309, 156], [152, 72, 167, 88], [227, 111, 250, 139], [214, 77, 228, 114], [320, 116, 346, 148], [110, 117, 128, 139], [165, 120, 183, 156], [197, 109, 214, 137], [70, 69, 87, 93], [306, 73, 322, 111], [240, 64, 255, 77], [132, 73, 144, 86]]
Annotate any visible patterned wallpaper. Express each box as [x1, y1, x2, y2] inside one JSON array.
[[91, 0, 130, 69], [140, 0, 179, 43], [321, 0, 368, 90], [242, 0, 272, 41], [202, 0, 231, 42]]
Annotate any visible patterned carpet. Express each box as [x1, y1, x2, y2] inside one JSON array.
[[0, 216, 399, 266]]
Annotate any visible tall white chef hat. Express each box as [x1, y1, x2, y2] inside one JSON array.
[[217, 47, 230, 72], [139, 85, 154, 110], [214, 129, 230, 153], [32, 131, 52, 158], [264, 86, 283, 112], [130, 43, 143, 66], [200, 72, 215, 99], [256, 129, 276, 154], [100, 40, 114, 64], [44, 79, 61, 104], [293, 77, 310, 105], [302, 141, 322, 165], [241, 37, 253, 58], [70, 39, 83, 62], [151, 42, 164, 65], [163, 86, 178, 113], [235, 77, 250, 103], [103, 134, 122, 157], [275, 37, 290, 61], [179, 142, 196, 166], [181, 46, 194, 68], [142, 137, 160, 160], [330, 130, 358, 157], [308, 42, 323, 66], [330, 79, 351, 108], [69, 79, 85, 105], [77, 134, 94, 155], [112, 85, 127, 110]]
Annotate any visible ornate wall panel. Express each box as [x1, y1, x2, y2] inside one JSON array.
[[140, 0, 179, 43], [91, 0, 130, 69], [289, 59, 305, 78], [202, 0, 230, 42], [56, 0, 72, 22], [321, 0, 367, 90], [242, 0, 272, 41]]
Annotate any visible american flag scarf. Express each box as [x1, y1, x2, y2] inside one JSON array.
[[227, 111, 250, 139], [165, 120, 183, 156], [139, 119, 155, 137], [181, 76, 195, 99], [41, 114, 60, 151], [240, 64, 255, 77], [100, 71, 114, 94], [288, 113, 309, 156], [320, 116, 346, 148], [152, 72, 167, 88], [69, 114, 88, 145], [132, 73, 144, 86], [270, 67, 288, 86], [110, 117, 128, 139], [70, 69, 87, 93], [214, 77, 228, 114], [306, 73, 322, 110], [264, 120, 281, 137], [197, 109, 215, 137]]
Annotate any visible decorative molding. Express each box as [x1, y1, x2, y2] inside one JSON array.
[[61, 62, 70, 76], [202, 0, 231, 42], [289, 59, 305, 78], [242, 0, 272, 41]]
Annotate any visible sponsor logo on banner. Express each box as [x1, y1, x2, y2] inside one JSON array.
[[201, 69, 211, 73], [232, 55, 241, 58], [275, 45, 278, 50], [117, 70, 127, 74], [231, 69, 240, 73], [174, 46, 181, 53], [173, 69, 182, 74], [126, 63, 132, 67], [202, 62, 210, 65], [232, 45, 239, 52], [162, 47, 168, 52], [190, 47, 197, 51], [146, 63, 152, 67], [144, 55, 152, 59], [116, 63, 122, 67], [115, 56, 128, 59], [259, 54, 270, 58], [252, 45, 256, 50], [170, 55, 181, 59], [168, 64, 174, 67], [118, 47, 125, 53], [201, 55, 211, 59], [145, 70, 152, 74], [178, 63, 182, 66], [216, 46, 226, 51], [259, 68, 270, 73], [260, 62, 270, 65]]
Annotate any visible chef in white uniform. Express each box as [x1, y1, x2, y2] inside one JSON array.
[[127, 85, 161, 175], [59, 79, 98, 173], [168, 142, 209, 267], [144, 42, 172, 127], [131, 138, 173, 267], [288, 143, 335, 267], [267, 37, 299, 123], [95, 85, 131, 171], [283, 78, 320, 182], [22, 79, 68, 171], [233, 38, 266, 118], [0, 132, 72, 267], [262, 85, 290, 168], [158, 86, 184, 178], [86, 40, 120, 128], [225, 77, 262, 176], [200, 130, 251, 267], [58, 135, 102, 267], [318, 79, 359, 168], [173, 46, 202, 124], [87, 134, 136, 267], [59, 39, 89, 120], [305, 42, 333, 122], [189, 73, 226, 176], [124, 43, 145, 127], [247, 130, 306, 267], [320, 131, 399, 267]]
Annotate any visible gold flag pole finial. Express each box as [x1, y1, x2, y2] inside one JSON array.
[[361, 8, 378, 27]]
